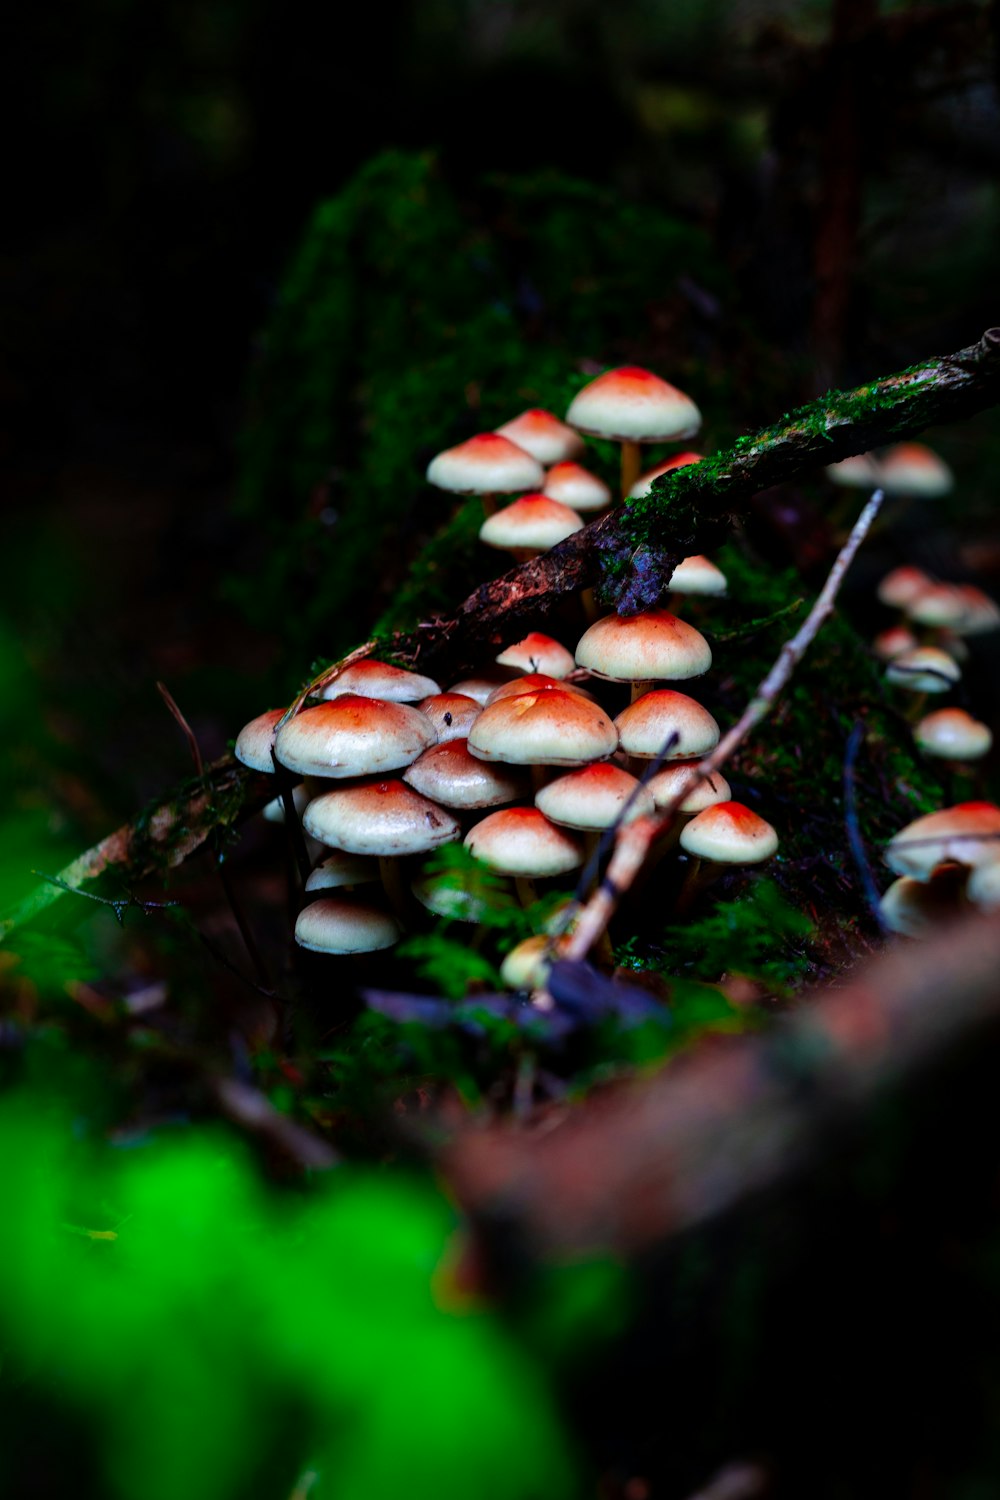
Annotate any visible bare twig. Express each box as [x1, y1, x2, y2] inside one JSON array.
[[844, 719, 889, 932], [558, 490, 885, 964], [156, 681, 204, 777]]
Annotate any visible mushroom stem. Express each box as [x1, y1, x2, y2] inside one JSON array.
[[620, 440, 642, 501], [272, 760, 312, 886], [481, 493, 499, 519], [675, 855, 721, 916], [530, 765, 550, 796], [903, 691, 929, 725], [630, 679, 653, 705], [378, 856, 410, 925], [515, 876, 538, 909], [580, 587, 599, 624]]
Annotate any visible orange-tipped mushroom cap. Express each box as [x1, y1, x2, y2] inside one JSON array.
[[486, 673, 593, 705], [566, 366, 701, 443], [826, 453, 881, 488], [877, 565, 934, 610], [294, 896, 401, 953], [646, 762, 732, 814], [235, 708, 285, 773], [915, 709, 992, 762], [494, 408, 585, 465], [886, 802, 1000, 880], [274, 696, 436, 778], [469, 688, 617, 767], [465, 807, 584, 876], [418, 692, 482, 743], [872, 625, 919, 662], [321, 659, 440, 702], [496, 633, 575, 679], [679, 801, 779, 863], [614, 690, 720, 760], [576, 611, 712, 683], [302, 779, 460, 855], [542, 461, 612, 512], [669, 555, 727, 596], [878, 443, 953, 499], [535, 762, 654, 830], [426, 433, 544, 495], [885, 647, 961, 693], [628, 452, 704, 499], [479, 493, 583, 553], [404, 739, 529, 810], [905, 584, 969, 630]]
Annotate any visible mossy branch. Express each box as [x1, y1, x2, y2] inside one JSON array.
[[3, 330, 997, 937]]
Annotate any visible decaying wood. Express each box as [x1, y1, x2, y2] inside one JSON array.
[[442, 907, 1000, 1263], [2, 330, 998, 938]]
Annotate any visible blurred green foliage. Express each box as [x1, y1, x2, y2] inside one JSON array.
[[0, 1064, 575, 1500]]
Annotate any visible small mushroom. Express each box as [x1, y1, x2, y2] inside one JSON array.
[[321, 659, 440, 702], [426, 432, 544, 518], [576, 610, 712, 702], [479, 492, 583, 562], [885, 802, 1000, 881], [542, 461, 612, 512], [294, 896, 401, 954], [565, 365, 701, 500], [628, 451, 704, 499], [914, 708, 992, 763], [677, 801, 779, 911], [494, 409, 585, 465], [496, 633, 575, 679]]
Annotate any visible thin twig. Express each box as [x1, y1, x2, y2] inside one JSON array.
[[557, 489, 885, 965], [155, 681, 204, 777], [844, 720, 889, 932]]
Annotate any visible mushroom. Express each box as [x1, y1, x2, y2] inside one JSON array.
[[468, 688, 618, 779], [496, 633, 575, 679], [878, 443, 953, 499], [885, 802, 1000, 880], [536, 761, 655, 869], [235, 708, 286, 772], [403, 739, 530, 810], [826, 452, 882, 489], [320, 659, 440, 702], [677, 800, 779, 911], [667, 555, 727, 598], [565, 365, 702, 500], [542, 461, 612, 512], [905, 584, 970, 631], [304, 850, 380, 893], [465, 806, 584, 906], [879, 867, 969, 936], [646, 761, 731, 814], [576, 610, 712, 702], [494, 409, 585, 465], [884, 647, 961, 695], [479, 492, 583, 562], [877, 566, 934, 610], [914, 708, 992, 764], [614, 690, 721, 765], [628, 451, 704, 499], [274, 695, 436, 778], [417, 692, 482, 743], [872, 625, 919, 662], [294, 896, 401, 954], [499, 935, 557, 991], [967, 860, 1000, 911], [426, 432, 544, 518], [447, 671, 519, 705], [485, 673, 594, 704]]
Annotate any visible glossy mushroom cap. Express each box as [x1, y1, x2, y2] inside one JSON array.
[[447, 671, 518, 705], [417, 692, 482, 743], [304, 851, 380, 892], [486, 673, 593, 704], [479, 493, 583, 552], [646, 762, 732, 814], [826, 453, 881, 488], [542, 461, 612, 512], [885, 647, 961, 693], [669, 556, 727, 596], [321, 659, 440, 702], [877, 566, 933, 609], [679, 801, 779, 863], [275, 696, 436, 778], [566, 366, 701, 443], [496, 633, 575, 679], [465, 807, 584, 876], [494, 409, 585, 465], [878, 443, 953, 499], [576, 610, 712, 683], [915, 709, 992, 762], [615, 690, 721, 760], [468, 688, 618, 767], [235, 708, 286, 773], [294, 896, 401, 954], [426, 433, 544, 495], [536, 762, 654, 830], [303, 779, 460, 855], [885, 802, 1000, 880], [628, 452, 704, 499], [404, 739, 529, 809]]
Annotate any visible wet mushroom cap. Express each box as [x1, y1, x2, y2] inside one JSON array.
[[304, 850, 380, 891], [468, 688, 618, 766], [878, 443, 953, 498], [565, 366, 701, 442], [536, 761, 654, 829], [668, 555, 727, 596], [425, 433, 544, 495], [886, 802, 1000, 880], [486, 672, 594, 704], [303, 779, 460, 855], [479, 493, 584, 552], [496, 633, 575, 679], [321, 659, 440, 702], [679, 801, 779, 863], [494, 409, 585, 465], [915, 708, 992, 761], [274, 696, 436, 778], [646, 762, 732, 814], [294, 896, 401, 954], [403, 739, 530, 810], [576, 610, 712, 682], [615, 690, 721, 759], [877, 566, 934, 609], [417, 692, 482, 742], [542, 461, 612, 512], [447, 671, 519, 705], [628, 451, 704, 499], [885, 647, 961, 693], [235, 708, 286, 772], [465, 806, 585, 876]]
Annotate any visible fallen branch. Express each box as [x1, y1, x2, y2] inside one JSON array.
[[556, 488, 885, 964]]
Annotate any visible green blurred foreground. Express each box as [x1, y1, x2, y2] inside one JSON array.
[[0, 1069, 574, 1500]]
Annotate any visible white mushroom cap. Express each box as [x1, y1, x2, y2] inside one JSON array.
[[479, 493, 583, 553], [878, 443, 953, 499], [426, 433, 544, 495], [886, 802, 1000, 880], [468, 688, 618, 767], [872, 625, 919, 662], [576, 611, 712, 683], [235, 708, 285, 773], [951, 585, 1000, 637], [321, 659, 440, 702], [646, 762, 732, 814], [885, 647, 961, 693], [486, 673, 594, 705], [566, 366, 701, 443], [302, 779, 461, 856], [465, 807, 584, 876], [628, 451, 704, 499], [294, 896, 401, 954], [669, 555, 727, 596], [304, 851, 380, 892], [679, 801, 779, 863], [275, 696, 436, 778], [417, 692, 482, 743], [615, 691, 721, 760], [967, 860, 1000, 910], [496, 633, 575, 679], [915, 708, 992, 761], [494, 409, 585, 465], [447, 671, 519, 705], [542, 461, 612, 512], [826, 452, 881, 488], [403, 739, 529, 809], [262, 783, 311, 824], [905, 585, 969, 629], [879, 869, 968, 936], [535, 762, 654, 830], [877, 566, 934, 609]]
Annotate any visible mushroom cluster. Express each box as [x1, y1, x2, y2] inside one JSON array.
[[878, 801, 1000, 935]]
